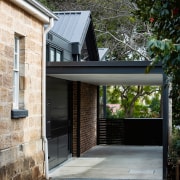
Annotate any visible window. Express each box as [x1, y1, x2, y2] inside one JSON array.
[[48, 44, 63, 62], [13, 37, 20, 109], [12, 35, 28, 119], [56, 50, 61, 62], [50, 47, 55, 62]]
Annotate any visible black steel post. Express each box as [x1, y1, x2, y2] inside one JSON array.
[[163, 74, 169, 179], [103, 86, 107, 118]]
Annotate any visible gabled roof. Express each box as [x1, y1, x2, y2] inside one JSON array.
[[50, 11, 99, 61], [52, 11, 91, 44]]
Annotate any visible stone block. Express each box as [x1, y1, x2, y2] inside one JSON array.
[[6, 163, 15, 179], [13, 174, 21, 180], [0, 120, 10, 134], [21, 171, 32, 180], [0, 134, 11, 150], [29, 129, 41, 141], [0, 57, 6, 73], [0, 166, 6, 180], [29, 157, 35, 168], [3, 74, 13, 89], [23, 158, 30, 171], [32, 166, 41, 180], [4, 45, 13, 58], [12, 119, 23, 131], [35, 151, 44, 165], [11, 131, 24, 146]]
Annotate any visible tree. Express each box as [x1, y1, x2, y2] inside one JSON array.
[[106, 85, 161, 118], [39, 0, 162, 119], [38, 0, 150, 61], [131, 0, 180, 125]]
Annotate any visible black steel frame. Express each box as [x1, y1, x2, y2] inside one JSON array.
[[47, 60, 168, 179]]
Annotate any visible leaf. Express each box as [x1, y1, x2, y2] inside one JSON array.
[[175, 45, 180, 51], [160, 41, 165, 50]]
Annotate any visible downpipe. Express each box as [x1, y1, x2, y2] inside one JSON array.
[[42, 18, 54, 179]]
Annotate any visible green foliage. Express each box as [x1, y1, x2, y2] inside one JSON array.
[[40, 0, 147, 61], [37, 0, 57, 10], [170, 128, 180, 162], [106, 107, 125, 119], [105, 85, 161, 118], [149, 97, 161, 113], [132, 0, 180, 125]]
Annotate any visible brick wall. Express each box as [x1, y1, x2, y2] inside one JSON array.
[[80, 83, 97, 154], [0, 0, 45, 179], [72, 82, 77, 156], [72, 82, 97, 156]]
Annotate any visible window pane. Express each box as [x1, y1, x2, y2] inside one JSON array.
[[15, 37, 18, 53], [50, 48, 55, 62], [13, 71, 19, 109], [56, 51, 61, 62], [14, 54, 18, 70]]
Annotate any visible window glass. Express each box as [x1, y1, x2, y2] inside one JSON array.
[[14, 37, 19, 70], [56, 50, 61, 62], [50, 48, 55, 62]]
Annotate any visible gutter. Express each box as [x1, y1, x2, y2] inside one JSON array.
[[42, 18, 54, 179], [9, 0, 57, 23]]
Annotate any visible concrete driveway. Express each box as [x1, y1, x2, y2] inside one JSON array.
[[49, 145, 162, 180]]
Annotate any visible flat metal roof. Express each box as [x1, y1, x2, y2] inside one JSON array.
[[47, 61, 163, 86]]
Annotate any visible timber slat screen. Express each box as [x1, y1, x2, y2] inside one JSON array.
[[97, 118, 162, 145], [97, 118, 125, 144]]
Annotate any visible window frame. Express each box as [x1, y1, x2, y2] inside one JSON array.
[[13, 36, 20, 109], [47, 43, 63, 62], [12, 35, 28, 119]]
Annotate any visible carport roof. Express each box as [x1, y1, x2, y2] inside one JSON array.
[[47, 61, 163, 86]]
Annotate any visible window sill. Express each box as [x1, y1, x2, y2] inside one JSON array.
[[11, 109, 28, 119]]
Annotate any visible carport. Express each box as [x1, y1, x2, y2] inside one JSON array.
[[47, 60, 169, 179]]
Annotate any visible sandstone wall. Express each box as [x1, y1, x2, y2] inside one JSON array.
[[0, 0, 45, 179]]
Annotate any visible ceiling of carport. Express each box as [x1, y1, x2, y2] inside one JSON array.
[[47, 61, 163, 86], [49, 74, 163, 86]]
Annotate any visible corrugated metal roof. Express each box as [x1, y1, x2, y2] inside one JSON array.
[[52, 11, 91, 45]]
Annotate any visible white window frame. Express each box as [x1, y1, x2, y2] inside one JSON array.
[[13, 36, 20, 109]]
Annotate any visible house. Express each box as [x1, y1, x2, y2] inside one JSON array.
[[0, 0, 57, 179], [0, 1, 170, 178], [46, 10, 169, 180], [46, 11, 100, 169]]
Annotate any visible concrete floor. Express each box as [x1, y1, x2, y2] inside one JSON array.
[[49, 145, 163, 180]]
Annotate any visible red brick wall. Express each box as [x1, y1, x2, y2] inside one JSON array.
[[80, 83, 97, 154], [72, 82, 97, 156], [72, 82, 77, 156]]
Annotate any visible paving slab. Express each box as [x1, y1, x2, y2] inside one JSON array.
[[49, 145, 163, 180]]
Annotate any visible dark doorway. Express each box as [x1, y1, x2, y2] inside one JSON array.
[[46, 76, 71, 169]]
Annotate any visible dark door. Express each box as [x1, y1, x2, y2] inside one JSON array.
[[46, 76, 71, 169]]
